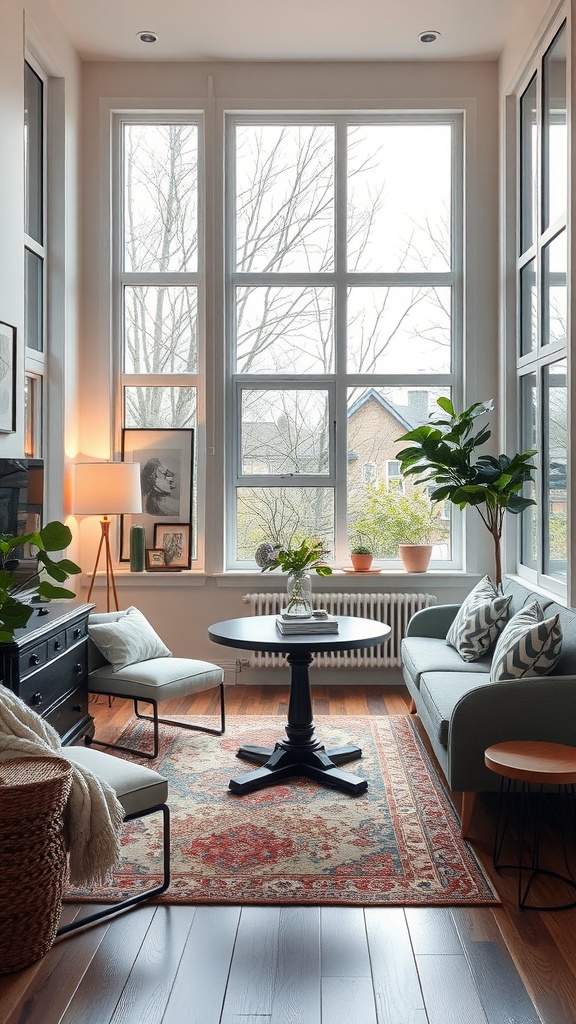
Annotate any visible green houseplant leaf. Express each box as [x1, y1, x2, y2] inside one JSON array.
[[0, 521, 82, 641], [396, 399, 536, 588]]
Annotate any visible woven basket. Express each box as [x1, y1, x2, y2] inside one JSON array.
[[0, 756, 72, 974]]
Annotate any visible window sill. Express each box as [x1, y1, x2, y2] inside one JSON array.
[[213, 570, 478, 590], [79, 570, 208, 589]]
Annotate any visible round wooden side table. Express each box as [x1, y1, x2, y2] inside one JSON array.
[[484, 740, 576, 910]]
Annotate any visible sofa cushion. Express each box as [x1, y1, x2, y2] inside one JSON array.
[[419, 671, 491, 746], [490, 601, 563, 682], [401, 636, 492, 689], [446, 575, 512, 662]]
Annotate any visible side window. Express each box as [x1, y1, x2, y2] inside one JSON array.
[[516, 21, 567, 591], [117, 117, 202, 562], [24, 59, 46, 455]]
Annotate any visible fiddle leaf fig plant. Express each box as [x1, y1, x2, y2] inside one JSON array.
[[396, 398, 537, 589], [0, 521, 81, 641]]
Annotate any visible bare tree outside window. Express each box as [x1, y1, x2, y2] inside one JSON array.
[[232, 119, 456, 563]]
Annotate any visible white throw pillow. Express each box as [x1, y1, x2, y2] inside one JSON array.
[[490, 600, 562, 682], [88, 606, 171, 671], [446, 575, 512, 662]]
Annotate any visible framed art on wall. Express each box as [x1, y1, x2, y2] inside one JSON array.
[[154, 522, 191, 568], [121, 428, 194, 562], [0, 321, 17, 433]]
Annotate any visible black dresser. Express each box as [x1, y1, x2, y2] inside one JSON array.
[[0, 602, 95, 745]]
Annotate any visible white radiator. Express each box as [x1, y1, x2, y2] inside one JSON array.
[[242, 591, 436, 669]]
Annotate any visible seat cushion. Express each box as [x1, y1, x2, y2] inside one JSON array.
[[419, 671, 491, 747], [490, 601, 563, 682], [401, 636, 492, 689], [89, 657, 223, 703], [88, 607, 172, 671], [64, 745, 168, 817]]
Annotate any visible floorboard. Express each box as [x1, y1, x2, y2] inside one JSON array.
[[364, 908, 427, 1024], [5, 684, 576, 1024], [271, 907, 321, 1024], [162, 905, 241, 1024], [220, 907, 281, 1023]]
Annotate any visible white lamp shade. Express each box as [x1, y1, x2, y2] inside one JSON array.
[[73, 462, 142, 516]]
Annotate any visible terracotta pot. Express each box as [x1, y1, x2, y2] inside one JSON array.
[[350, 552, 373, 571], [399, 544, 432, 573]]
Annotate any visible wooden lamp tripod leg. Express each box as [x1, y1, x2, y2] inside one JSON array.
[[86, 516, 120, 612]]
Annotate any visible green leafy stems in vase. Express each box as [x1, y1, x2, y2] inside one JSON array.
[[255, 537, 332, 617]]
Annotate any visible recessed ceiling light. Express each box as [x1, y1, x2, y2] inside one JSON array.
[[137, 30, 158, 44], [419, 30, 441, 43]]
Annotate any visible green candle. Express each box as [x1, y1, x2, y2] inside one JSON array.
[[130, 525, 146, 572]]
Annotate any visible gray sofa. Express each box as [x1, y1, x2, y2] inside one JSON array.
[[401, 577, 576, 834]]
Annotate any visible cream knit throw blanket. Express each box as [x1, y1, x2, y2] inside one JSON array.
[[0, 684, 124, 886]]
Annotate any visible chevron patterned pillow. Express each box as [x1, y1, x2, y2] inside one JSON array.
[[490, 601, 563, 682], [446, 575, 512, 662]]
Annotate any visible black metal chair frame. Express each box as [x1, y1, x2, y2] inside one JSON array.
[[87, 681, 226, 759], [57, 802, 170, 935]]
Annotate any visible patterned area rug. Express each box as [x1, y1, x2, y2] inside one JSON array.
[[66, 715, 498, 906]]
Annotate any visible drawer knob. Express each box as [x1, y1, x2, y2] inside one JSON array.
[[30, 692, 43, 706], [29, 653, 40, 666], [54, 640, 62, 651], [74, 628, 82, 639], [74, 663, 83, 675], [73, 704, 82, 713]]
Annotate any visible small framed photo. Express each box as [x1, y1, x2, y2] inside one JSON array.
[[146, 548, 166, 570], [154, 522, 191, 568], [0, 321, 17, 434]]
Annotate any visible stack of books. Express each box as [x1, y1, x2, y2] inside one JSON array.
[[276, 612, 339, 635]]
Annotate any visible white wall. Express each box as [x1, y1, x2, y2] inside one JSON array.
[[499, 0, 563, 92], [77, 59, 500, 672]]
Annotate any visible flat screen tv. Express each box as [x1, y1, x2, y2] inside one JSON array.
[[0, 458, 44, 577]]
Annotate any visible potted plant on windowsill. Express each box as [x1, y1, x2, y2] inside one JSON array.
[[396, 398, 536, 589], [349, 540, 374, 572], [0, 521, 81, 641]]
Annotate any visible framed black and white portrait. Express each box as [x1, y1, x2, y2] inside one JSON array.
[[120, 428, 194, 562]]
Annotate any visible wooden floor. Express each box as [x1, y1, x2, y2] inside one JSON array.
[[2, 684, 576, 1023]]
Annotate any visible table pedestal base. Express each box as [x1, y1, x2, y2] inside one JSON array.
[[230, 741, 367, 795], [229, 649, 369, 796]]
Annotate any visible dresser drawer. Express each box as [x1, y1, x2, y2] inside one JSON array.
[[20, 640, 49, 677], [44, 686, 88, 742], [19, 645, 87, 714], [47, 630, 67, 660], [66, 620, 88, 647]]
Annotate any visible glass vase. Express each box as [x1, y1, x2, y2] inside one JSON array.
[[285, 570, 313, 618]]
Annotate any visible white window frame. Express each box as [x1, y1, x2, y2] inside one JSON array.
[[24, 53, 47, 454], [512, 12, 569, 599], [225, 111, 464, 570], [112, 110, 206, 567]]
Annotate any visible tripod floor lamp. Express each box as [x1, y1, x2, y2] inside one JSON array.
[[74, 462, 142, 611]]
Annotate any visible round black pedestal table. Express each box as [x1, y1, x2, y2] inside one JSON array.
[[208, 614, 391, 796]]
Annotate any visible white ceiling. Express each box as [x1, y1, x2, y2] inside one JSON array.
[[48, 0, 538, 63]]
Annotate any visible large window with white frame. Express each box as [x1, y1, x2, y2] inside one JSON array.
[[226, 114, 462, 567], [516, 19, 568, 592], [115, 114, 202, 561], [24, 57, 46, 456]]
